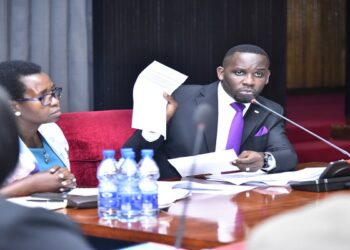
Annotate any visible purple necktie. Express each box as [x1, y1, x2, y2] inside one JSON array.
[[226, 102, 245, 153]]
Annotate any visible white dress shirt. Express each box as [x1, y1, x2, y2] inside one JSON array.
[[215, 82, 250, 152]]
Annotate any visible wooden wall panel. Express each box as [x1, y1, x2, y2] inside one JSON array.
[[287, 0, 346, 89]]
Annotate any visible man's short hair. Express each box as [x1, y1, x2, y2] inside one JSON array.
[[223, 44, 270, 67], [0, 86, 19, 184], [0, 60, 42, 100]]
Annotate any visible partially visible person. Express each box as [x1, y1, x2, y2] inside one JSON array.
[[246, 194, 350, 250], [0, 60, 76, 197], [0, 86, 93, 249], [124, 44, 298, 178]]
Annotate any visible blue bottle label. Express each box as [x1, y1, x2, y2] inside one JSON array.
[[141, 193, 158, 210], [120, 193, 141, 211], [98, 192, 118, 209]]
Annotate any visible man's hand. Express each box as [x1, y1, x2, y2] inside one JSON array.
[[163, 92, 178, 123], [233, 150, 264, 172]]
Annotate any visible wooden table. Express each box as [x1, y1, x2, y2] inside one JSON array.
[[60, 163, 350, 250]]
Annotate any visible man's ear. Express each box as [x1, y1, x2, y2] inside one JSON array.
[[265, 70, 271, 85], [216, 66, 224, 81]]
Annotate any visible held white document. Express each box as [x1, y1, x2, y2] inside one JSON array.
[[132, 61, 188, 139], [168, 149, 239, 177]]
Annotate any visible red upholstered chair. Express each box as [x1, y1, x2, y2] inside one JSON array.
[[56, 110, 135, 187]]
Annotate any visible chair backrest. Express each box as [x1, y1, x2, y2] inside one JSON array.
[[57, 109, 135, 187]]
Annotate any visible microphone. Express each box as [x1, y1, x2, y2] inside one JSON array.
[[251, 98, 350, 158], [192, 103, 213, 155], [174, 103, 213, 249]]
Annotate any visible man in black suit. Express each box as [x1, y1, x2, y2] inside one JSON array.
[[125, 44, 298, 179], [0, 86, 94, 250]]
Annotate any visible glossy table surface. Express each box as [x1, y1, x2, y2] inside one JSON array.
[[60, 163, 350, 250]]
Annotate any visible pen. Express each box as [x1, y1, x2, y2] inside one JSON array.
[[26, 199, 65, 202]]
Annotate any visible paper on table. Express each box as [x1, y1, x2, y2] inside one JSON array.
[[208, 167, 326, 186], [67, 184, 190, 209], [158, 181, 190, 208], [132, 61, 188, 139], [172, 181, 256, 194], [7, 197, 67, 210], [68, 188, 98, 196], [168, 149, 238, 177]]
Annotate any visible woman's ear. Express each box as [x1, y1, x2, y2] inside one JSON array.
[[11, 101, 21, 116]]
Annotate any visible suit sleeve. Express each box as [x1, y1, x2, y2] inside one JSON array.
[[123, 130, 181, 178], [123, 129, 165, 161], [264, 108, 298, 173]]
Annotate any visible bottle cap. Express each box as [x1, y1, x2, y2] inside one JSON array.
[[102, 149, 115, 159], [141, 149, 154, 158], [120, 147, 133, 158], [124, 150, 136, 159]]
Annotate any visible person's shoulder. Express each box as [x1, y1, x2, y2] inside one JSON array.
[[0, 198, 93, 249], [176, 81, 218, 91], [0, 198, 28, 220], [174, 81, 219, 99], [0, 199, 43, 246], [0, 198, 65, 225]]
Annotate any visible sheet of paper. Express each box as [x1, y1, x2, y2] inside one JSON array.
[[172, 180, 255, 194], [68, 188, 98, 196], [7, 197, 67, 210], [158, 181, 190, 208], [208, 167, 326, 186], [168, 149, 238, 177], [132, 61, 188, 138], [67, 184, 190, 209]]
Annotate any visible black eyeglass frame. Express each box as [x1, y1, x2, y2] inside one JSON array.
[[15, 87, 63, 106]]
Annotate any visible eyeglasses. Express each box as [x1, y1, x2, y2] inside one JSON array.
[[16, 87, 63, 106]]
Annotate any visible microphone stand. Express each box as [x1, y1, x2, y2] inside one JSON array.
[[252, 99, 350, 158], [174, 124, 205, 249]]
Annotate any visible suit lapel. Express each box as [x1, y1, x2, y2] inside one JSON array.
[[194, 82, 219, 153], [241, 99, 269, 145]]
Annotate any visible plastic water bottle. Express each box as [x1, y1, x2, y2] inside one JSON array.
[[138, 149, 160, 222], [115, 147, 133, 172], [118, 150, 141, 222], [97, 149, 118, 219]]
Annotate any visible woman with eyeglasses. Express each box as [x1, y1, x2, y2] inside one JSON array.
[[0, 60, 76, 197]]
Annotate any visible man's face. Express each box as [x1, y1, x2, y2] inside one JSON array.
[[217, 52, 270, 103]]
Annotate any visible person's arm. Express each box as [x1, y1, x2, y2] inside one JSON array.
[[234, 106, 297, 173], [0, 167, 76, 197], [261, 116, 298, 173], [123, 92, 178, 159]]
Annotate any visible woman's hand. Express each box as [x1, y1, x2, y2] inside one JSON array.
[[32, 166, 77, 193], [52, 167, 77, 192], [0, 167, 77, 197]]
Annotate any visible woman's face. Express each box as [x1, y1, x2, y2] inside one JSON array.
[[15, 73, 62, 126]]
